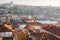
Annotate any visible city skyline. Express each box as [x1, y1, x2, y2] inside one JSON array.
[[0, 0, 60, 6]]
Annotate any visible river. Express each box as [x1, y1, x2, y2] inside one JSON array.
[[36, 20, 58, 24]]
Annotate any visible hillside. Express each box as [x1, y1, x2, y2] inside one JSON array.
[[9, 5, 60, 20]]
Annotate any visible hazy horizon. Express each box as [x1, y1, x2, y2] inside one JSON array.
[[0, 0, 60, 7]]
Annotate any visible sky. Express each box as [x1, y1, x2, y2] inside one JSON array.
[[0, 0, 60, 6]]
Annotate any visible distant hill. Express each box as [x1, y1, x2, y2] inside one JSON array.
[[0, 4, 60, 20], [9, 5, 60, 20]]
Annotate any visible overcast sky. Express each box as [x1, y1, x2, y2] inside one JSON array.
[[0, 0, 60, 6]]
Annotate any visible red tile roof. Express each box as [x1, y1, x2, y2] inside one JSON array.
[[42, 25, 60, 36]]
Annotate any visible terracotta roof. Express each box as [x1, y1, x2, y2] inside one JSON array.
[[42, 25, 60, 36], [0, 25, 12, 32]]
